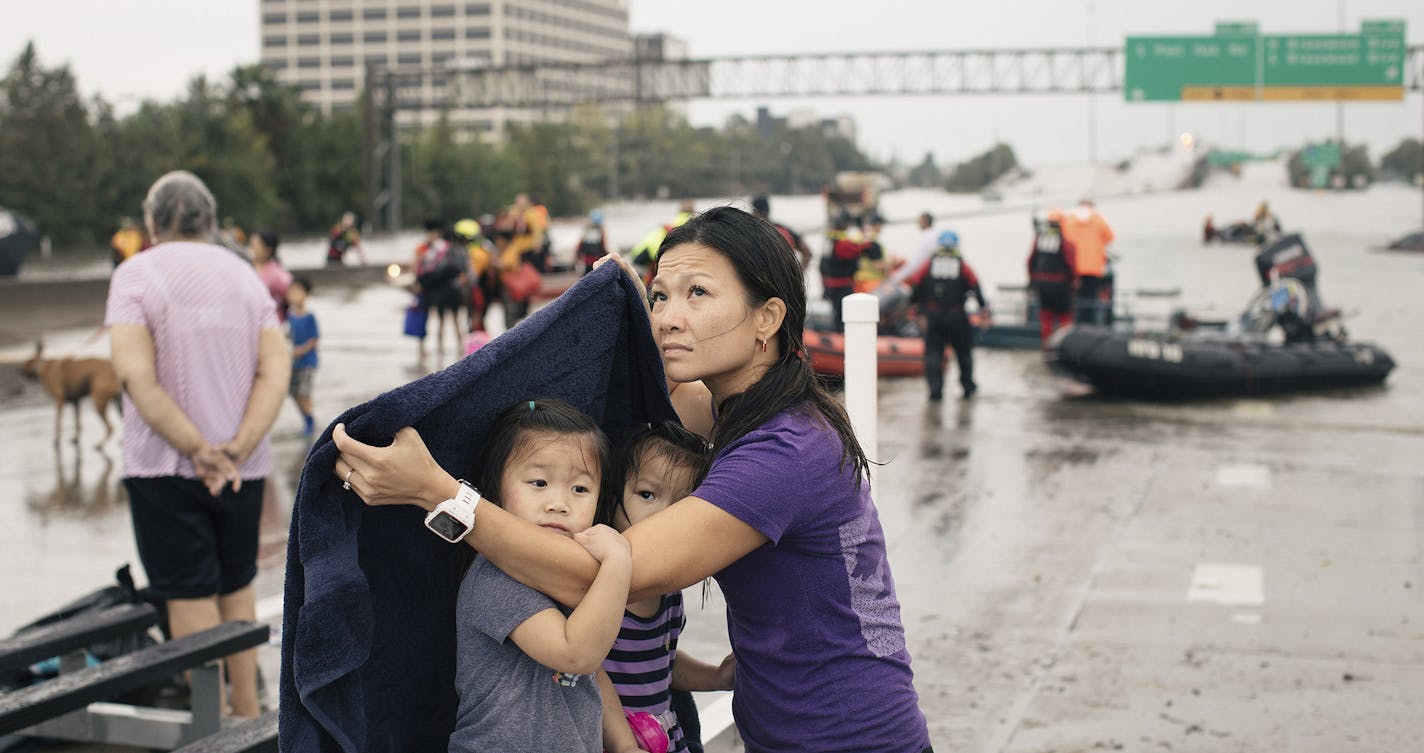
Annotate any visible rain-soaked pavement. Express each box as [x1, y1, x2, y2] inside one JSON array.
[[1, 170, 1421, 752]]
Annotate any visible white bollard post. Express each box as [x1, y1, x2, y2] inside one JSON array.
[[841, 293, 880, 487]]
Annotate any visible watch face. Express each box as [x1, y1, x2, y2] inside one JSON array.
[[428, 511, 469, 541]]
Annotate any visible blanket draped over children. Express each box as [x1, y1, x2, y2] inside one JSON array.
[[278, 263, 678, 752]]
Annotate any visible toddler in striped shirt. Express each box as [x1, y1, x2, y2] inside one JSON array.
[[597, 422, 734, 753]]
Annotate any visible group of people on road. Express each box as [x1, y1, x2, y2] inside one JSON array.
[[1027, 198, 1116, 341], [99, 168, 1127, 745], [405, 193, 559, 360]]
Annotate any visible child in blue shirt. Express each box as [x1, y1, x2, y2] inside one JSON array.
[[285, 277, 319, 436]]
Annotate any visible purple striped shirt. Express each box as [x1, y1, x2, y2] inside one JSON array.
[[105, 241, 279, 479], [603, 592, 686, 753]]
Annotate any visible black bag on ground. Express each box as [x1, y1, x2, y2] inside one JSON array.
[[1, 564, 167, 702]]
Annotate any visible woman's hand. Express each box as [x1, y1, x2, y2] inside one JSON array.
[[191, 443, 240, 496], [332, 423, 455, 512], [593, 252, 649, 311]]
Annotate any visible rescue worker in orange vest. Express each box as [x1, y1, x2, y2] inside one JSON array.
[[904, 230, 990, 401], [1060, 198, 1114, 325]]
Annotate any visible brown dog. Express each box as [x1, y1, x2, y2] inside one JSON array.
[[21, 342, 121, 448]]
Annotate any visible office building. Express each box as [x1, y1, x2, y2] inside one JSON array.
[[259, 0, 634, 131]]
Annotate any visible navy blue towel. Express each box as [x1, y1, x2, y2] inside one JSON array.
[[278, 263, 677, 752]]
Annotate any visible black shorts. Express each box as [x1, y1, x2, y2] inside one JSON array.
[[124, 476, 265, 599], [427, 286, 465, 314]]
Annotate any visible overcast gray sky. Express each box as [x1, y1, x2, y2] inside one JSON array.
[[3, 0, 1421, 166]]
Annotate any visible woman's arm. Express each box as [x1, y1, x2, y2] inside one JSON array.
[[459, 493, 764, 606], [223, 327, 291, 463], [332, 423, 767, 606], [111, 324, 207, 457], [110, 323, 238, 494]]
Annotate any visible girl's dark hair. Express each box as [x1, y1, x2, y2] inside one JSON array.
[[256, 230, 280, 258], [656, 206, 870, 483], [452, 397, 610, 579], [597, 421, 711, 526], [472, 397, 610, 509]]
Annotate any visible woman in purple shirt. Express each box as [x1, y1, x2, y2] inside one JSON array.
[[333, 207, 932, 752]]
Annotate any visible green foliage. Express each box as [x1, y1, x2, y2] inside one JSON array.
[[404, 111, 522, 224], [0, 43, 879, 251], [907, 153, 942, 188], [944, 144, 1018, 193], [0, 43, 103, 247], [1379, 138, 1421, 182]]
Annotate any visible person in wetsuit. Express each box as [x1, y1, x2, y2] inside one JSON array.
[[904, 230, 990, 400], [1027, 210, 1079, 342]]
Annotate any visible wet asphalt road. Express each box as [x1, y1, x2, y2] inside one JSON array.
[[1, 179, 1421, 752]]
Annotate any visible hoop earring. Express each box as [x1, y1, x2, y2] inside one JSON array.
[[758, 339, 768, 353]]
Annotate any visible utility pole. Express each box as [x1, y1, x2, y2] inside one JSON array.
[[385, 73, 401, 233], [363, 63, 384, 234], [1087, 1, 1098, 168], [1336, 1, 1346, 163]]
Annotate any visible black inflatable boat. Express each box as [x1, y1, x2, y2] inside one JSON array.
[[1047, 325, 1394, 399], [1049, 236, 1395, 399]]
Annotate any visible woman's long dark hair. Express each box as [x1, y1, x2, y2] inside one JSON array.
[[656, 206, 870, 483], [452, 397, 610, 580]]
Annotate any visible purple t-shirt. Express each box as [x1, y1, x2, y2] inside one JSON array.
[[693, 406, 930, 752]]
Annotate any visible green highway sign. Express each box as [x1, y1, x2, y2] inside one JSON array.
[[1125, 20, 1407, 102], [1125, 36, 1256, 101], [1361, 20, 1404, 34], [1214, 21, 1259, 37], [1263, 33, 1405, 87], [1301, 143, 1341, 169]]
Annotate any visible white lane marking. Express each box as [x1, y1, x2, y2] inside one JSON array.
[[1215, 463, 1272, 490], [1188, 563, 1265, 606], [1230, 612, 1263, 624]]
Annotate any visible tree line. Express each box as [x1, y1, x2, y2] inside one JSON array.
[[0, 43, 874, 251]]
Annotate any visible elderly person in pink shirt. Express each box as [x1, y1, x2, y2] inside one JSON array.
[[106, 170, 290, 718]]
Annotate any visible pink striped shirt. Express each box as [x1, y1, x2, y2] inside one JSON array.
[[105, 241, 280, 479]]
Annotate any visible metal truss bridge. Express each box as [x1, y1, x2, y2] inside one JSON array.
[[365, 45, 1424, 228], [375, 45, 1424, 109]]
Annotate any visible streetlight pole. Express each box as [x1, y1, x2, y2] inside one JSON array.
[[1336, 1, 1346, 159], [1087, 1, 1098, 169]]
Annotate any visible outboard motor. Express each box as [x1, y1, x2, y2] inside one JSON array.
[[1254, 232, 1317, 289], [1253, 233, 1325, 323]]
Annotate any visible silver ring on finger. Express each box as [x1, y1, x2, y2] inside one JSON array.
[[343, 468, 355, 491]]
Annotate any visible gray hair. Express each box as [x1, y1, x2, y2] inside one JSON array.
[[143, 171, 217, 241]]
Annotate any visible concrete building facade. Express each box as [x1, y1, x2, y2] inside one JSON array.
[[259, 0, 634, 131]]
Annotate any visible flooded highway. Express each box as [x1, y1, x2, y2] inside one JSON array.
[[1, 167, 1421, 751]]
